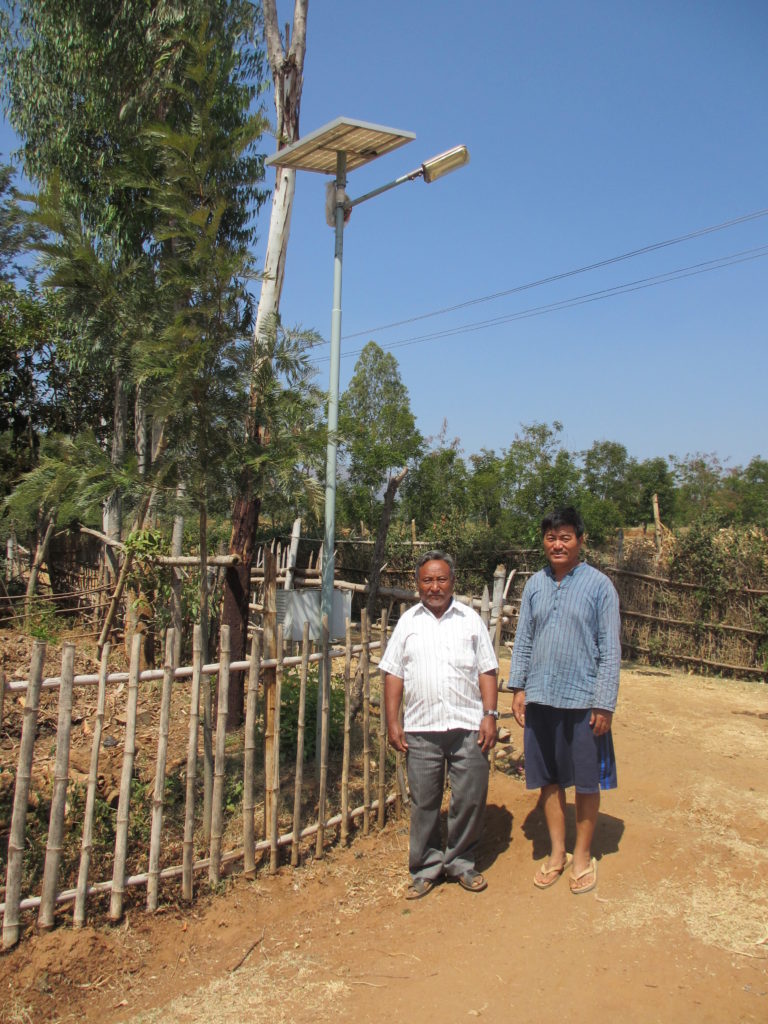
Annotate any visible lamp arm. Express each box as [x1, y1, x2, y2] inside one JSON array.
[[346, 167, 424, 210]]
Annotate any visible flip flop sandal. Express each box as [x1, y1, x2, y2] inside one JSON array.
[[405, 876, 436, 900], [533, 852, 573, 889], [569, 857, 598, 895], [455, 870, 487, 893]]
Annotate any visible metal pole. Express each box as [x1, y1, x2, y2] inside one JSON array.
[[318, 151, 346, 763], [321, 149, 347, 628]]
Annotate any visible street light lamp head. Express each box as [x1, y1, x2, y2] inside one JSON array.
[[421, 145, 470, 183]]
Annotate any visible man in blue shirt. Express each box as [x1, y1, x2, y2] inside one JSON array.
[[508, 507, 620, 895]]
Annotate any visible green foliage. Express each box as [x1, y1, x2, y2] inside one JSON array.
[[668, 515, 731, 618], [399, 434, 468, 534], [279, 666, 345, 763], [4, 431, 116, 535], [500, 422, 580, 544], [338, 341, 422, 532], [24, 598, 61, 641], [467, 449, 504, 528]]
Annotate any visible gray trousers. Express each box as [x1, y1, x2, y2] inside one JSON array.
[[405, 729, 489, 881]]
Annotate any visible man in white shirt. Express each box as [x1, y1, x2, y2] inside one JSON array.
[[380, 551, 499, 899]]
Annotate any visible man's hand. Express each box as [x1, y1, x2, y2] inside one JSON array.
[[590, 708, 613, 736], [477, 716, 497, 752], [511, 689, 526, 728], [388, 721, 408, 753]]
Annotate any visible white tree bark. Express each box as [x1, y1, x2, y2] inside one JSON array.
[[252, 0, 308, 354]]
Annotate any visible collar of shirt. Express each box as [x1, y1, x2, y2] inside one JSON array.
[[544, 561, 585, 583], [416, 596, 459, 620]]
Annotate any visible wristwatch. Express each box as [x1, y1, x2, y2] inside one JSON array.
[[483, 709, 500, 720]]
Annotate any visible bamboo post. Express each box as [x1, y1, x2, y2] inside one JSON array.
[[377, 609, 388, 830], [3, 642, 45, 949], [0, 667, 5, 733], [290, 621, 310, 868], [269, 625, 284, 874], [209, 626, 231, 885], [491, 564, 505, 657], [182, 625, 203, 900], [110, 633, 142, 923], [262, 550, 277, 838], [38, 643, 76, 931], [284, 517, 301, 590], [480, 585, 491, 628], [340, 617, 352, 845], [74, 642, 111, 928], [243, 631, 262, 878], [361, 609, 371, 836], [653, 493, 663, 563], [147, 630, 176, 911], [202, 624, 214, 846], [315, 616, 330, 859]]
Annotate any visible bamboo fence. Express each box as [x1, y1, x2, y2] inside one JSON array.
[[0, 617, 396, 949]]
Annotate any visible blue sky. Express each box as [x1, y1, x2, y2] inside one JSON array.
[[3, 1, 767, 469]]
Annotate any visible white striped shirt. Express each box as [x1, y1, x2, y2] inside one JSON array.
[[379, 599, 498, 731]]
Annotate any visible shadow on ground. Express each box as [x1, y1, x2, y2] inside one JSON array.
[[521, 802, 624, 862], [476, 802, 514, 872]]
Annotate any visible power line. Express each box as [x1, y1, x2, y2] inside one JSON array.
[[312, 244, 768, 364], [314, 207, 768, 345]]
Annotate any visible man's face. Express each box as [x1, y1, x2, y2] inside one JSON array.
[[542, 526, 583, 577], [417, 559, 454, 618]]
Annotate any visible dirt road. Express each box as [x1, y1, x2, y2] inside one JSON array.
[[3, 666, 767, 1024]]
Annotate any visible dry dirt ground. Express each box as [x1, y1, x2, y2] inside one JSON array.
[[2, 664, 768, 1024]]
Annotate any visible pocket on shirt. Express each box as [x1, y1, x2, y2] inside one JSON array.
[[450, 633, 478, 673]]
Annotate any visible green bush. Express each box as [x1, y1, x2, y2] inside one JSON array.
[[279, 666, 345, 762]]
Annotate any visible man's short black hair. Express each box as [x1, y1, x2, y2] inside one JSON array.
[[541, 507, 585, 538], [415, 549, 455, 581]]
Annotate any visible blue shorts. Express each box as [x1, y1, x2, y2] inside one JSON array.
[[523, 704, 617, 793]]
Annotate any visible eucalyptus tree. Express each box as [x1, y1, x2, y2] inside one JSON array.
[[1, 0, 269, 560], [119, 14, 269, 662], [223, 0, 310, 678], [338, 341, 422, 533]]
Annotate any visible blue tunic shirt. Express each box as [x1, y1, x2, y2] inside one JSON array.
[[507, 562, 621, 711]]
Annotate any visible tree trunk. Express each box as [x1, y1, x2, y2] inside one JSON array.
[[102, 373, 127, 584], [350, 468, 408, 717], [222, 485, 259, 727], [23, 511, 56, 631], [170, 480, 186, 666], [220, 0, 308, 721]]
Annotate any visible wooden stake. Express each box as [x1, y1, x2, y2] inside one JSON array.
[[110, 633, 142, 923], [315, 616, 330, 859], [284, 518, 301, 590], [0, 667, 5, 734], [243, 631, 262, 878], [201, 626, 214, 846], [182, 625, 203, 900], [3, 642, 45, 949], [269, 625, 283, 874], [209, 626, 231, 885], [377, 609, 388, 830], [147, 630, 176, 911], [262, 550, 277, 838], [290, 621, 310, 868], [38, 643, 76, 931], [340, 617, 352, 845], [652, 493, 663, 563], [74, 643, 110, 928], [361, 609, 371, 836]]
